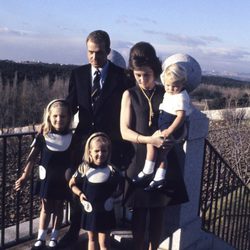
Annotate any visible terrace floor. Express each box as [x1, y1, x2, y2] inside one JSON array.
[[7, 226, 133, 250]]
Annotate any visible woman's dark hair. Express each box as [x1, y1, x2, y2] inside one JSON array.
[[86, 30, 111, 53], [128, 42, 162, 80]]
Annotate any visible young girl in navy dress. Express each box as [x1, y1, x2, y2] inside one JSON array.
[[69, 132, 122, 250], [15, 99, 73, 249]]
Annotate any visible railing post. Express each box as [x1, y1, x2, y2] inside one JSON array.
[[159, 108, 209, 250], [159, 108, 238, 250], [0, 131, 71, 249], [1, 137, 7, 248]]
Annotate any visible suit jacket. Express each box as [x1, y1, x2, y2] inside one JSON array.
[[67, 61, 134, 169]]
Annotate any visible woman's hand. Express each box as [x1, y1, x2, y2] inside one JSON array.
[[151, 130, 164, 148], [152, 130, 161, 137]]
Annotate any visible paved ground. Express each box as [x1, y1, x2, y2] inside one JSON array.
[[7, 226, 133, 250]]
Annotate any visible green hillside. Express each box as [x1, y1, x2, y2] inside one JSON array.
[[0, 60, 249, 128]]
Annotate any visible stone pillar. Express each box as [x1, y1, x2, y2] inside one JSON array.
[[159, 108, 209, 250]]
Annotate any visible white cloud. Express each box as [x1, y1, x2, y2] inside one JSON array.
[[154, 43, 250, 73], [0, 26, 33, 36], [143, 30, 222, 47], [1, 25, 250, 74], [116, 15, 157, 27], [0, 31, 85, 65]]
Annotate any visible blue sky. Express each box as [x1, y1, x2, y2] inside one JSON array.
[[1, 0, 250, 74]]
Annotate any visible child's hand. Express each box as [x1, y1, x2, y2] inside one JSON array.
[[14, 177, 26, 191], [79, 193, 93, 213], [79, 192, 87, 203], [162, 129, 171, 139]]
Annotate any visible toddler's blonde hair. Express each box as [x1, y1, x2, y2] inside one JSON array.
[[160, 63, 187, 86]]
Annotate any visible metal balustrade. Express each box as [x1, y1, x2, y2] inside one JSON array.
[[1, 132, 249, 249], [200, 139, 250, 250], [0, 131, 69, 249]]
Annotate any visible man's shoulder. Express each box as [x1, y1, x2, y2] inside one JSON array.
[[108, 61, 126, 74], [72, 64, 90, 74]]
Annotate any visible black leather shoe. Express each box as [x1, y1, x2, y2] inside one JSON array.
[[144, 179, 166, 191], [132, 172, 154, 187], [57, 231, 78, 248], [31, 240, 46, 250]]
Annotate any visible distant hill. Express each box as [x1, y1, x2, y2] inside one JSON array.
[[0, 60, 77, 128], [1, 59, 250, 87], [0, 60, 77, 86], [0, 60, 249, 128], [201, 75, 250, 88]]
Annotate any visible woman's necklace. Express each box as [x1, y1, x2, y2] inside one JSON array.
[[139, 86, 156, 127]]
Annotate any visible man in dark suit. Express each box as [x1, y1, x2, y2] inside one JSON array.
[[58, 30, 133, 247]]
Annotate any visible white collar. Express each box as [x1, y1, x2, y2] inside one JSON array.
[[45, 132, 72, 151], [91, 61, 109, 80], [86, 165, 111, 183]]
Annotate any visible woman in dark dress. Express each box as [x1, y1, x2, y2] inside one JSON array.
[[120, 42, 188, 250]]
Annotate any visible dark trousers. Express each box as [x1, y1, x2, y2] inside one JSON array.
[[68, 193, 82, 235], [67, 131, 87, 235]]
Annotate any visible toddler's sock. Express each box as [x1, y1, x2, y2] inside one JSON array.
[[138, 160, 155, 177], [153, 168, 166, 181]]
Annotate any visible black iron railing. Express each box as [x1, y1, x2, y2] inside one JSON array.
[[1, 132, 249, 249], [200, 139, 250, 250], [0, 131, 70, 249]]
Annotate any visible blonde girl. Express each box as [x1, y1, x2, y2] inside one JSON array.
[[15, 99, 73, 249], [69, 132, 122, 250]]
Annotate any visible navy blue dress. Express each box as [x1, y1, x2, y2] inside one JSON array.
[[33, 132, 72, 200], [74, 164, 122, 232]]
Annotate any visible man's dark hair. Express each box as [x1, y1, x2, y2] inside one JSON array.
[[86, 30, 111, 53]]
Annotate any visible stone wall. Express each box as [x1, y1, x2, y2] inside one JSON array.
[[158, 109, 235, 250]]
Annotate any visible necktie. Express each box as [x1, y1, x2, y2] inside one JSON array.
[[91, 70, 101, 107]]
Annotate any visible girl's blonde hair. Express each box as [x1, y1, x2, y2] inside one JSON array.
[[41, 99, 72, 135], [78, 132, 112, 175], [83, 132, 112, 164], [160, 63, 187, 86]]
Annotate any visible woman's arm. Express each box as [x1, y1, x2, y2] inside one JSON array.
[[120, 90, 163, 148], [14, 146, 40, 191]]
